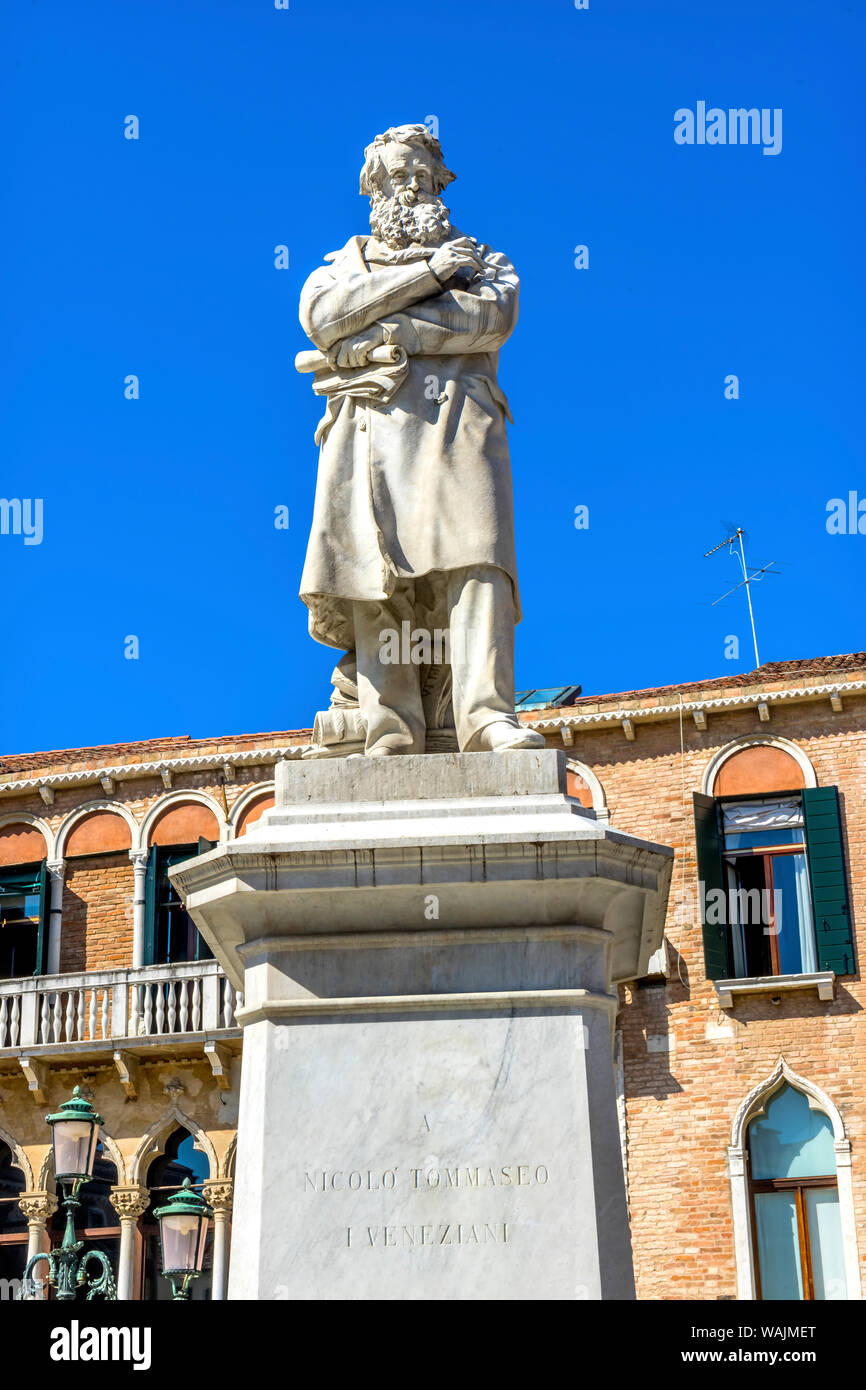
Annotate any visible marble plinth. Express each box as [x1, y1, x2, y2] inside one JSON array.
[[170, 751, 673, 1301]]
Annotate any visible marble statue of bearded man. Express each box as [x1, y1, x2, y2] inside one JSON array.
[[297, 123, 544, 757]]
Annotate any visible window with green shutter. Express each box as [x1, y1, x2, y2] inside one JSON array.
[[143, 843, 215, 967], [693, 784, 854, 984], [693, 792, 730, 980], [0, 860, 49, 978], [802, 786, 854, 976]]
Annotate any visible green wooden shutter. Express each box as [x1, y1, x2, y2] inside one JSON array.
[[802, 785, 854, 976], [693, 792, 730, 980], [143, 847, 158, 967], [34, 859, 50, 976]]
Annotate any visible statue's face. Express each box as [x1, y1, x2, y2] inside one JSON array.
[[378, 142, 437, 200]]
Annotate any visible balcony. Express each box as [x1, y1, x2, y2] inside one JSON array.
[[0, 961, 242, 1095]]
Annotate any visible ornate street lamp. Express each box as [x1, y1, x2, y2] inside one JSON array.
[[154, 1177, 212, 1300], [20, 1086, 116, 1300]]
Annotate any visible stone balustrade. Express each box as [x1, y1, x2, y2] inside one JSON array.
[[0, 960, 241, 1050]]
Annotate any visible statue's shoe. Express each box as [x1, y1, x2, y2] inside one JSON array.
[[472, 721, 546, 753]]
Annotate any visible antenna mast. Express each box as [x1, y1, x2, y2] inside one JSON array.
[[704, 527, 778, 670]]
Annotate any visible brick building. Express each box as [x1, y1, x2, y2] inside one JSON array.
[[1, 651, 863, 1300]]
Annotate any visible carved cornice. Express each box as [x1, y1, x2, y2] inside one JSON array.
[[0, 745, 315, 800], [109, 1185, 151, 1221], [202, 1180, 234, 1213], [526, 679, 866, 736], [18, 1191, 58, 1223]]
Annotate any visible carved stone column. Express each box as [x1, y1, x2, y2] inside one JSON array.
[[109, 1185, 150, 1300], [17, 1191, 58, 1298], [45, 860, 65, 976], [129, 850, 149, 969], [202, 1180, 233, 1301]]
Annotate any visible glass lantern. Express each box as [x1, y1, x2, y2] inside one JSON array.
[[154, 1178, 213, 1299], [45, 1086, 103, 1188]]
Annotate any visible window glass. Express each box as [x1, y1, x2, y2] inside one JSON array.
[[772, 854, 816, 974], [805, 1189, 847, 1300], [721, 794, 816, 979], [754, 1192, 803, 1299], [749, 1085, 836, 1180]]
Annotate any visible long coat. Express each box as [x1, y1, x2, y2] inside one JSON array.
[[297, 232, 521, 651]]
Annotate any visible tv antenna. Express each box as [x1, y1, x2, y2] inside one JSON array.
[[704, 525, 779, 669]]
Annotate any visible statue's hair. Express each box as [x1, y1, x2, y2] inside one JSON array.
[[359, 124, 456, 197]]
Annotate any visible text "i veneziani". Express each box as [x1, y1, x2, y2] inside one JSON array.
[[674, 103, 782, 156]]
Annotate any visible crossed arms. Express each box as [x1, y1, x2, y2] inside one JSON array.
[[299, 239, 520, 366]]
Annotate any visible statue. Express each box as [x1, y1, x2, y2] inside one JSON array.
[[296, 124, 544, 758]]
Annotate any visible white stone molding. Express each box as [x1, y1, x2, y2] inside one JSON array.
[[97, 1129, 125, 1184], [0, 811, 52, 856], [525, 679, 866, 740], [19, 1055, 48, 1105], [129, 849, 149, 968], [45, 859, 65, 976], [0, 1124, 34, 1187], [109, 1185, 150, 1300], [715, 971, 835, 1010], [727, 1056, 862, 1300], [227, 780, 276, 836], [53, 799, 139, 859], [564, 759, 609, 824], [701, 734, 818, 797], [18, 1190, 58, 1286], [202, 1178, 234, 1301], [36, 1150, 56, 1194], [130, 1102, 218, 1187], [0, 745, 314, 801], [222, 1131, 238, 1182], [139, 790, 228, 848]]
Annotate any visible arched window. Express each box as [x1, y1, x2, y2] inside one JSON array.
[[0, 1142, 27, 1287], [695, 741, 853, 984], [748, 1084, 847, 1299], [142, 1128, 212, 1300]]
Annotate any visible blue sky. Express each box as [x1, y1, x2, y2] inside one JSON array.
[[2, 0, 864, 754]]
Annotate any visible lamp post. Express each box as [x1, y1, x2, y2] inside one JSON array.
[[20, 1086, 116, 1300], [154, 1177, 213, 1300]]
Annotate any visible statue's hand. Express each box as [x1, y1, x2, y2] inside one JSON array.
[[428, 237, 485, 285], [331, 325, 386, 368]]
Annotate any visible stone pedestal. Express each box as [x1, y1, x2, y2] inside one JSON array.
[[170, 751, 672, 1301]]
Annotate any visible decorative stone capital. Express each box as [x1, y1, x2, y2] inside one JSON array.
[[109, 1184, 150, 1221], [202, 1180, 234, 1214], [129, 850, 149, 871], [18, 1191, 58, 1224], [45, 859, 65, 884]]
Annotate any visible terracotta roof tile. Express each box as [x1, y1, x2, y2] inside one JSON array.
[[1, 653, 863, 771]]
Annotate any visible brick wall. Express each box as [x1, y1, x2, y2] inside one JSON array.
[[60, 853, 134, 972], [560, 696, 866, 1299]]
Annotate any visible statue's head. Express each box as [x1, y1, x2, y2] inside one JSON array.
[[360, 124, 456, 250]]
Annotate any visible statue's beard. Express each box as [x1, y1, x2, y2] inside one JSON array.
[[369, 189, 452, 250]]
